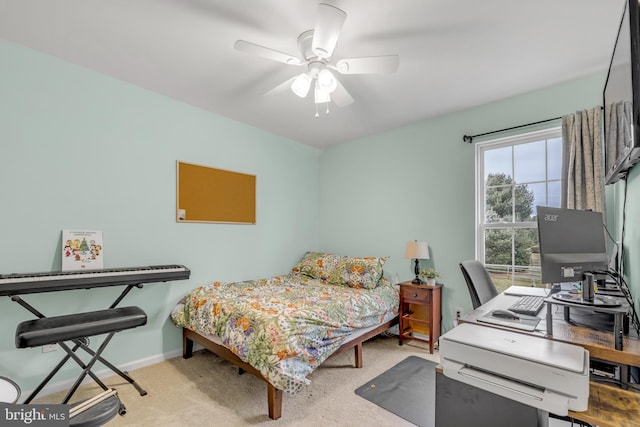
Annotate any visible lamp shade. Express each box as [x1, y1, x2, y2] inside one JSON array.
[[291, 73, 312, 98], [404, 241, 429, 260], [317, 69, 338, 93]]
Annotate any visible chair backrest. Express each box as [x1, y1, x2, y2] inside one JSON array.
[[459, 260, 499, 309]]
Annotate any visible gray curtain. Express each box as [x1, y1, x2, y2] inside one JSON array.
[[561, 107, 605, 213], [604, 100, 633, 174]]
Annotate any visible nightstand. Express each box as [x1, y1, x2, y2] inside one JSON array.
[[398, 281, 442, 353]]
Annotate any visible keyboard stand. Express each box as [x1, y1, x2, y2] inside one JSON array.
[[10, 284, 148, 405]]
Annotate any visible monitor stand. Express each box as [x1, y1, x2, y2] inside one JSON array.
[[551, 272, 622, 307], [552, 291, 622, 307], [545, 293, 629, 351]]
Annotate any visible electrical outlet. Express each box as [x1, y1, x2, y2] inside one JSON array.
[[454, 307, 464, 327], [42, 344, 57, 353]]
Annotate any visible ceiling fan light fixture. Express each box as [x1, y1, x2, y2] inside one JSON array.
[[317, 69, 337, 93], [291, 73, 312, 98]]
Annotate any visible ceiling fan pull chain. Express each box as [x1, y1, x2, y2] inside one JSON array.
[[315, 103, 320, 118], [326, 102, 330, 115]]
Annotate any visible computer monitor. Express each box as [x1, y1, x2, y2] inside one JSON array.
[[536, 206, 620, 307], [536, 206, 608, 284]]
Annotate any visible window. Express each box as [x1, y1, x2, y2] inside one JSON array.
[[475, 128, 562, 291]]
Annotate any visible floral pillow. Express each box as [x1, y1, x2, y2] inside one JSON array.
[[329, 256, 388, 289], [291, 251, 342, 281]]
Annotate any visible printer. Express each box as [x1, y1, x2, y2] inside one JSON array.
[[439, 323, 589, 416]]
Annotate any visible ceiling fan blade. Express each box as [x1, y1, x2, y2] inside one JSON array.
[[264, 76, 297, 96], [331, 79, 354, 107], [234, 40, 302, 65], [334, 55, 400, 74], [312, 3, 347, 59]]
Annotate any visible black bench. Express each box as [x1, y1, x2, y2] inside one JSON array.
[[16, 307, 147, 348], [16, 306, 146, 348], [15, 306, 147, 405]]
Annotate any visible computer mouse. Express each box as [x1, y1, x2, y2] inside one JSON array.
[[491, 309, 520, 320]]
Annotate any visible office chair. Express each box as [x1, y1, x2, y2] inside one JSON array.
[[459, 260, 499, 309]]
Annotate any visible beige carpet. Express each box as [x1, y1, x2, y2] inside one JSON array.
[[36, 335, 440, 426]]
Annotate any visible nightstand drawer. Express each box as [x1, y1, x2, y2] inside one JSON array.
[[401, 286, 431, 303]]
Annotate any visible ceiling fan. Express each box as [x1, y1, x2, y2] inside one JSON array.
[[234, 3, 399, 116]]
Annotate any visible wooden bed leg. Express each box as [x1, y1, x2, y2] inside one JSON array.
[[354, 342, 363, 368], [267, 384, 283, 420], [183, 330, 194, 359]]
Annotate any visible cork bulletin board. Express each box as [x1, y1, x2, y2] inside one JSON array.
[[176, 161, 256, 224]]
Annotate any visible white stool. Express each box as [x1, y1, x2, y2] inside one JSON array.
[[0, 376, 21, 404]]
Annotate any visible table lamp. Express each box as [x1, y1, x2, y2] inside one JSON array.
[[404, 241, 429, 284]]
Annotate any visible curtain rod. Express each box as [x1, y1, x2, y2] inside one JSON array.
[[463, 116, 562, 144]]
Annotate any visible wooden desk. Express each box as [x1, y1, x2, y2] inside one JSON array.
[[569, 382, 640, 427], [460, 292, 640, 427]]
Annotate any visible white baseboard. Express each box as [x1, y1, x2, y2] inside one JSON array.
[[19, 348, 183, 403]]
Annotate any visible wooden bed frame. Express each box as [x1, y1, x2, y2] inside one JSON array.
[[182, 316, 398, 420]]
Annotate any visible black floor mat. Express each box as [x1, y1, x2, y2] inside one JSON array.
[[355, 356, 436, 427]]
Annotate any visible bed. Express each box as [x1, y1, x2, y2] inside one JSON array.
[[170, 252, 399, 420]]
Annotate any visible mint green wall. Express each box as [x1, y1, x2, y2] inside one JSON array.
[[0, 39, 320, 391], [609, 167, 640, 315], [625, 169, 640, 313], [319, 73, 609, 331]]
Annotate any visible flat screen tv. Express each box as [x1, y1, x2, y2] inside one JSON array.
[[603, 0, 640, 184]]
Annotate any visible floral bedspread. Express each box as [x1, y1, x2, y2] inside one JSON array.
[[170, 273, 399, 394]]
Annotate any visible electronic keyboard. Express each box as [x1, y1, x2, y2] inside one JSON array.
[[0, 265, 190, 296]]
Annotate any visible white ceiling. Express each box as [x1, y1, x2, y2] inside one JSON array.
[[0, 0, 626, 148]]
